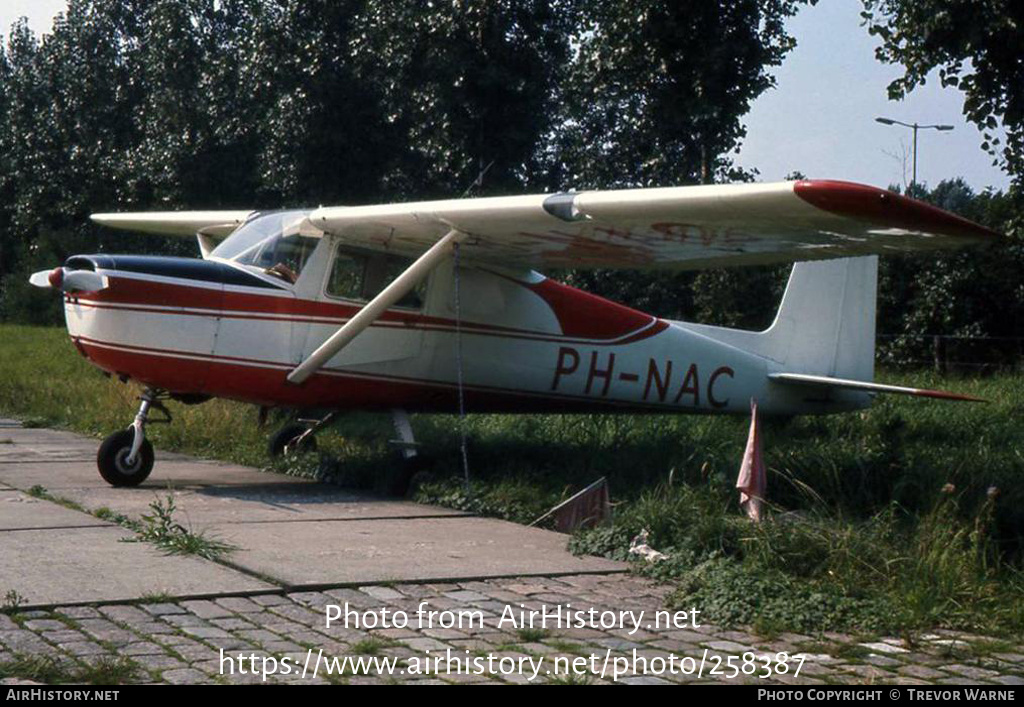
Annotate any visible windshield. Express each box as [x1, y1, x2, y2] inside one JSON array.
[[210, 210, 321, 284]]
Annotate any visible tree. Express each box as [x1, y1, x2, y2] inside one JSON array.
[[553, 0, 813, 190], [877, 179, 1023, 367], [557, 1, 812, 324], [351, 0, 574, 199], [862, 0, 1024, 187]]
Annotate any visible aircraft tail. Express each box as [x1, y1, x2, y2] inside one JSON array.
[[676, 256, 878, 380], [677, 256, 984, 403], [760, 255, 877, 380]]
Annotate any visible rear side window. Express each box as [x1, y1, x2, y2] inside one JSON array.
[[326, 251, 368, 300], [325, 246, 426, 309]]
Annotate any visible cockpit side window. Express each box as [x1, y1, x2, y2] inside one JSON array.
[[325, 245, 426, 310], [210, 210, 320, 284], [236, 233, 319, 283]]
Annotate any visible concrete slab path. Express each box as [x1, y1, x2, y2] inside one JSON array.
[[0, 419, 622, 608], [0, 419, 1021, 686]]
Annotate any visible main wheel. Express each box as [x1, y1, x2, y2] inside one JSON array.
[[268, 423, 317, 458], [97, 430, 154, 487], [382, 454, 432, 497]]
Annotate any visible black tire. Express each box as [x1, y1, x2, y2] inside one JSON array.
[[268, 423, 316, 458], [97, 430, 154, 487], [383, 454, 431, 497]]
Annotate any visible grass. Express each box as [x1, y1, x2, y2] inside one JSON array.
[[350, 637, 393, 656], [123, 494, 236, 561], [1, 324, 1023, 637], [516, 627, 550, 643], [547, 671, 596, 685], [0, 655, 141, 685]]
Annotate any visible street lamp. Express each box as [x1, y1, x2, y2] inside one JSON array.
[[875, 117, 954, 191]]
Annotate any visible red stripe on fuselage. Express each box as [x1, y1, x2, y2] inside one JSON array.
[[75, 337, 675, 413], [74, 273, 666, 344], [526, 278, 658, 341]]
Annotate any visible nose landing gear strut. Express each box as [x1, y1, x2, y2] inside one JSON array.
[[97, 388, 170, 487]]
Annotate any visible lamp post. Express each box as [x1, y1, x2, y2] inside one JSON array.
[[875, 117, 954, 191]]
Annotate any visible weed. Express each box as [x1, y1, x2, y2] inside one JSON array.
[[93, 507, 129, 524], [350, 638, 392, 656], [125, 494, 235, 561], [516, 627, 550, 643], [546, 639, 587, 655], [0, 655, 140, 685], [2, 589, 25, 613], [23, 485, 87, 513], [0, 655, 71, 683], [74, 656, 142, 685], [546, 671, 595, 685]]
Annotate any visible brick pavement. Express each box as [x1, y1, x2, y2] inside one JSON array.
[[2, 574, 1022, 685]]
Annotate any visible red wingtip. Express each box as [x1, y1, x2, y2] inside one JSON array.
[[794, 180, 1002, 243], [910, 387, 987, 403]]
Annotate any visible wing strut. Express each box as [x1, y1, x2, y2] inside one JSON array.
[[287, 228, 466, 385]]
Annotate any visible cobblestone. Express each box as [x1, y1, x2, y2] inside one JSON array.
[[0, 574, 1020, 685]]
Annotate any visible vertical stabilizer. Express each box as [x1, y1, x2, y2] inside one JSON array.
[[761, 256, 877, 380]]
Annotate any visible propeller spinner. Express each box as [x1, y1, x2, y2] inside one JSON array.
[[29, 267, 108, 293]]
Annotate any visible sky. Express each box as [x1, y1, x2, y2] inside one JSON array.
[[736, 0, 1009, 192], [0, 0, 1012, 193]]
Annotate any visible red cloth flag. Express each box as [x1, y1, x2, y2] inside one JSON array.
[[736, 398, 767, 522], [552, 477, 611, 533], [530, 477, 611, 533]]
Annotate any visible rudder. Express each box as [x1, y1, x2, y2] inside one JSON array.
[[761, 256, 877, 381]]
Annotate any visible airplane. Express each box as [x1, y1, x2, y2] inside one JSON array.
[[29, 179, 997, 489]]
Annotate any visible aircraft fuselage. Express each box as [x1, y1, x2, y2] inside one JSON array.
[[59, 249, 865, 418]]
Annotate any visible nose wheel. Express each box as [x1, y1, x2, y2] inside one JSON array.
[[97, 430, 154, 486], [97, 389, 169, 487]]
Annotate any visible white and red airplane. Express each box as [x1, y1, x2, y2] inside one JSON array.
[[30, 180, 996, 487]]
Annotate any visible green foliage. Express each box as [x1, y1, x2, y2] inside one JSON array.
[[571, 481, 1024, 636], [414, 477, 551, 525], [125, 493, 235, 561], [555, 1, 814, 188], [668, 557, 891, 635], [0, 654, 141, 685], [1, 589, 25, 613], [2, 324, 1024, 636], [0, 0, 818, 326], [516, 627, 550, 642], [0, 325, 272, 465], [862, 0, 1024, 186], [876, 180, 1024, 366], [350, 637, 393, 656]]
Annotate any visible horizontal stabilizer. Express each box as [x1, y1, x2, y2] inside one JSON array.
[[769, 373, 985, 402]]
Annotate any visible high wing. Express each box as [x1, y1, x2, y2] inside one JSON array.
[[90, 210, 254, 238], [85, 180, 1000, 387], [307, 180, 999, 270], [88, 181, 998, 271]]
